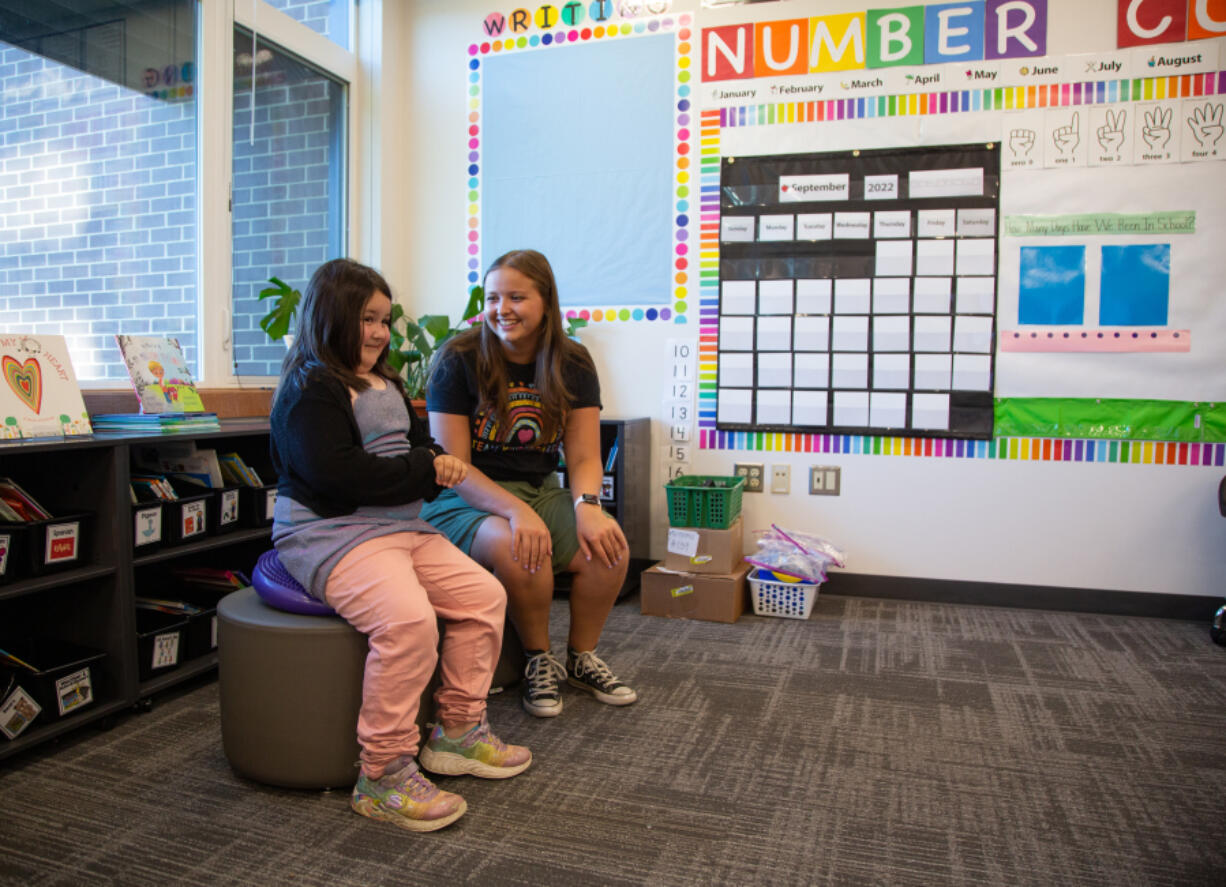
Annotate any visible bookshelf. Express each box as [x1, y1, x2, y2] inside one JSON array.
[[0, 420, 272, 759]]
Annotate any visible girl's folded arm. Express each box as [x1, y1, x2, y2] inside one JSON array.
[[280, 388, 439, 507]]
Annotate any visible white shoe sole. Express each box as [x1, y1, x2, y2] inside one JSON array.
[[418, 746, 532, 779], [351, 795, 467, 832], [522, 695, 563, 718], [567, 677, 638, 705]]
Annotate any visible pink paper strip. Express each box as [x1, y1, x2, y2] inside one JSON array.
[[999, 329, 1191, 352]]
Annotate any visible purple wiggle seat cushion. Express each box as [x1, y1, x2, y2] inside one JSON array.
[[252, 550, 336, 617]]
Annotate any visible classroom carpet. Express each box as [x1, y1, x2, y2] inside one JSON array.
[[2, 592, 1225, 886]]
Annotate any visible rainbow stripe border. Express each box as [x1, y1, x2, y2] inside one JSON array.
[[699, 429, 1225, 467], [465, 14, 695, 325], [714, 71, 1225, 126], [696, 70, 1226, 467]]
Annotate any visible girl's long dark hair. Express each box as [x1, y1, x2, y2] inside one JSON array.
[[280, 258, 404, 395], [436, 249, 593, 442]]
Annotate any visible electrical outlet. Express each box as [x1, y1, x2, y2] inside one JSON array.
[[809, 465, 841, 495], [733, 462, 765, 493], [771, 464, 790, 494]]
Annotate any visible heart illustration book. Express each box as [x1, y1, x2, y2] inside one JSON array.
[[0, 334, 92, 440]]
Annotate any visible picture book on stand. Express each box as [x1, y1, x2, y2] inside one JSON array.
[[115, 335, 206, 414], [0, 334, 92, 440]]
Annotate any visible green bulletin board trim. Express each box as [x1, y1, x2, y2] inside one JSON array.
[[994, 398, 1226, 442], [1002, 212, 1196, 237]]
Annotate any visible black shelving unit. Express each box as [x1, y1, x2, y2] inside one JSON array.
[[0, 420, 272, 760], [555, 417, 651, 599]]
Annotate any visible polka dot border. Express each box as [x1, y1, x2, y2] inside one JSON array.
[[465, 12, 692, 324]]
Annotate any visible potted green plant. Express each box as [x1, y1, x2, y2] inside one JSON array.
[[257, 276, 586, 399]]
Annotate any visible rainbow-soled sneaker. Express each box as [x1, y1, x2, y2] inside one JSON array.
[[350, 756, 466, 832], [418, 718, 532, 779]]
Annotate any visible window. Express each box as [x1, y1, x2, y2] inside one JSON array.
[[230, 26, 346, 377], [0, 0, 199, 382], [0, 0, 354, 385], [261, 0, 350, 51]]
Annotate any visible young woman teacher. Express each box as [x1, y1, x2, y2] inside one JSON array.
[[422, 249, 637, 719]]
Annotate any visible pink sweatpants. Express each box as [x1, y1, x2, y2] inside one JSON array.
[[323, 532, 506, 777]]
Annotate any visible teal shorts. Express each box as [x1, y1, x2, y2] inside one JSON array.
[[420, 474, 579, 573]]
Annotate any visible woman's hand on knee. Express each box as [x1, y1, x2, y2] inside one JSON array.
[[575, 508, 628, 569], [509, 503, 552, 574]]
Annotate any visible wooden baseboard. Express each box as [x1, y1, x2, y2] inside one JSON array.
[[84, 388, 276, 419]]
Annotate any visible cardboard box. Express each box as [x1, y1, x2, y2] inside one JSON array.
[[663, 515, 744, 574], [640, 562, 750, 624]]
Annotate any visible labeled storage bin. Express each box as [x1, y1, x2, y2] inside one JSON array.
[[0, 525, 27, 584], [0, 513, 93, 575], [162, 494, 211, 545], [132, 503, 165, 553], [0, 638, 106, 734], [240, 485, 277, 528], [665, 475, 744, 529], [183, 600, 220, 660], [210, 486, 244, 535], [748, 569, 820, 620], [136, 609, 188, 680], [177, 587, 227, 659]]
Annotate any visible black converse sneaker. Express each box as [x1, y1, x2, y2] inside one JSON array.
[[566, 648, 638, 706], [522, 650, 566, 718]]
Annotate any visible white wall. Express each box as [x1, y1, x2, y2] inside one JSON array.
[[383, 0, 1226, 598]]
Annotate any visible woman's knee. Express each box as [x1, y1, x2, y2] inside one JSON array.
[[568, 550, 628, 594]]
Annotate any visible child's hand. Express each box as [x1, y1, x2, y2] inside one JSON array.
[[432, 454, 468, 488]]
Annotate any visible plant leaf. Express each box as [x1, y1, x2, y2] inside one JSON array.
[[420, 314, 452, 343], [461, 285, 483, 322], [258, 283, 300, 340]]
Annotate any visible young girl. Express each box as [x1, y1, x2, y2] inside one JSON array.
[[270, 258, 530, 833], [422, 249, 636, 719]]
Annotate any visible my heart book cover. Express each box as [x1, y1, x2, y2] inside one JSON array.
[[0, 334, 92, 440]]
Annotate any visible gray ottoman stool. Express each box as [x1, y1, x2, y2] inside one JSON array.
[[218, 587, 365, 789], [218, 588, 526, 791]]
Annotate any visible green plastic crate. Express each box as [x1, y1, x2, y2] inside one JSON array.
[[665, 475, 745, 528]]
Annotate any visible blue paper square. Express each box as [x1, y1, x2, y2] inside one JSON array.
[[482, 35, 674, 308], [1018, 246, 1085, 325], [925, 2, 986, 63], [1099, 244, 1169, 326]]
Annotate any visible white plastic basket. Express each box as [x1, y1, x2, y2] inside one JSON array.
[[748, 574, 820, 620]]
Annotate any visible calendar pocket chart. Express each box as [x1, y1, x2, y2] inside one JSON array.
[[716, 144, 1000, 439]]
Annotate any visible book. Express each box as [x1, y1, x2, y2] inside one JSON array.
[[132, 443, 225, 488], [130, 474, 178, 502], [171, 566, 250, 589], [0, 477, 53, 522], [91, 412, 220, 434], [218, 452, 263, 488], [0, 333, 93, 440], [114, 335, 206, 414], [135, 597, 204, 616]]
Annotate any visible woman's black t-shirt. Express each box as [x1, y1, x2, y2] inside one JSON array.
[[426, 345, 601, 485]]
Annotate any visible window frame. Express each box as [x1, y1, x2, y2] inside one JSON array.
[[198, 0, 359, 387]]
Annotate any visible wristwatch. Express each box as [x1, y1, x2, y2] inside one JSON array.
[[574, 493, 600, 509]]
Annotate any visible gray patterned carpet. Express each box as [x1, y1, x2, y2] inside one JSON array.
[[2, 592, 1225, 886]]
